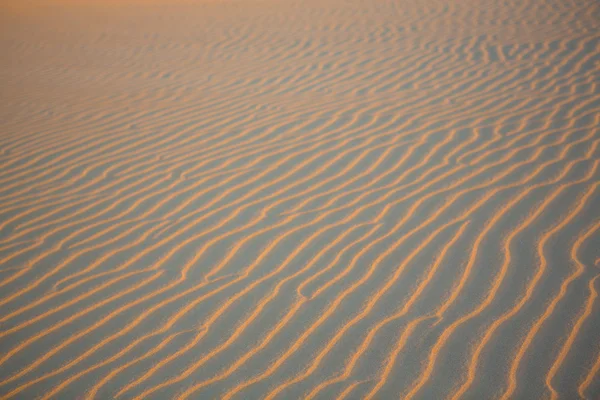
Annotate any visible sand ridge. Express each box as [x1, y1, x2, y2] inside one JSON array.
[[1, 0, 600, 398]]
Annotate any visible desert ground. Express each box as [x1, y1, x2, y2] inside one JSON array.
[[1, 0, 599, 398]]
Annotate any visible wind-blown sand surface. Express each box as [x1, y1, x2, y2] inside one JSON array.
[[1, 0, 600, 398]]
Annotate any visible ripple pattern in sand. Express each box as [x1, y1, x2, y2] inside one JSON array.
[[1, 0, 600, 399]]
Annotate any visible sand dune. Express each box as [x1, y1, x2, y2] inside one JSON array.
[[1, 0, 599, 398]]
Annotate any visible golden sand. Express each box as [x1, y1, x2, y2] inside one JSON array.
[[1, 0, 599, 398]]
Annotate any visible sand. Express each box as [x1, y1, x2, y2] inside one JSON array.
[[1, 0, 599, 398]]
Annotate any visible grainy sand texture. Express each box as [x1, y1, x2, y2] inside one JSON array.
[[1, 0, 600, 398]]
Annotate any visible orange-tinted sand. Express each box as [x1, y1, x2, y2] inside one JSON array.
[[1, 0, 599, 398]]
